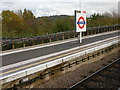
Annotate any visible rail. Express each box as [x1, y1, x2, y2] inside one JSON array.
[[67, 58, 120, 90]]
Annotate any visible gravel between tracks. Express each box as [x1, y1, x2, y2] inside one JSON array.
[[35, 49, 120, 88]]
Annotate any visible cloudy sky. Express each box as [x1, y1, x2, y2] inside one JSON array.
[[1, 0, 119, 17]]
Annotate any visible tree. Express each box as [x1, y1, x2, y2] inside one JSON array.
[[54, 17, 71, 32], [23, 9, 35, 22], [2, 10, 24, 37]]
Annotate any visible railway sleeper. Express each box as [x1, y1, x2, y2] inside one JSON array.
[[107, 69, 120, 74], [112, 65, 120, 69], [85, 76, 119, 88], [92, 76, 119, 87], [105, 66, 119, 71], [83, 81, 110, 88], [107, 60, 113, 63], [99, 74, 120, 81], [89, 71, 94, 74], [102, 67, 119, 74], [90, 78, 106, 84], [81, 83, 91, 89], [105, 69, 116, 72], [106, 72, 120, 78]]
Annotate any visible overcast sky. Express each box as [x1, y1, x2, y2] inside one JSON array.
[[1, 0, 119, 17]]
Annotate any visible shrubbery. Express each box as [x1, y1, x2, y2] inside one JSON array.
[[1, 9, 119, 38]]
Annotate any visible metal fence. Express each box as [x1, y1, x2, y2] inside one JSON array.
[[2, 24, 120, 51]]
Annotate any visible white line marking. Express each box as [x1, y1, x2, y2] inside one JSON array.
[[1, 36, 119, 70], [1, 39, 119, 81]]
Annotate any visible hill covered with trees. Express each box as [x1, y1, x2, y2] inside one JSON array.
[[1, 9, 118, 38]]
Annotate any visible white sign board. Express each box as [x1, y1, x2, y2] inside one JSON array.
[[75, 12, 86, 32]]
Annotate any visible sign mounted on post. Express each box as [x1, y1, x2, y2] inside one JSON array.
[[75, 11, 86, 32], [75, 10, 87, 43]]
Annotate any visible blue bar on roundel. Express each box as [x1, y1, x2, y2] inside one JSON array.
[[77, 21, 86, 24]]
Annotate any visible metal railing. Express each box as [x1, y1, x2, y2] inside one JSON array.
[[2, 24, 120, 51]]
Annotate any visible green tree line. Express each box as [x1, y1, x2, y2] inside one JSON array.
[[1, 9, 119, 38]]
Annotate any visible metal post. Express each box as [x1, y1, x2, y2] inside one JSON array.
[[79, 32, 82, 43], [79, 0, 82, 43]]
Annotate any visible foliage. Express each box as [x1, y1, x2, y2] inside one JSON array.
[[1, 9, 119, 38], [87, 12, 118, 27]]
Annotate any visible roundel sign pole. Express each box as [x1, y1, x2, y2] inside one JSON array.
[[75, 10, 86, 43]]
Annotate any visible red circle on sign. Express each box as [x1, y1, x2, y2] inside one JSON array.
[[78, 17, 85, 29]]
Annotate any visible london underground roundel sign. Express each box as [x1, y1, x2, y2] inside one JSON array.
[[77, 16, 86, 29], [76, 12, 86, 32]]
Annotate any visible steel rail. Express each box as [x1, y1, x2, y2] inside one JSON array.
[[67, 58, 120, 90]]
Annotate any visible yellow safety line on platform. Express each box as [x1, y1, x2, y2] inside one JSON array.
[[1, 38, 118, 76]]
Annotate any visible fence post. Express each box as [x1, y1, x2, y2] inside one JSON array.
[[87, 31, 88, 36], [42, 39, 43, 44], [62, 33, 64, 40], [68, 32, 70, 39], [57, 34, 58, 41], [50, 36, 51, 43], [23, 39, 26, 47], [23, 43, 25, 47], [98, 28, 99, 34], [74, 32, 76, 38], [12, 40, 15, 49], [33, 39, 35, 45]]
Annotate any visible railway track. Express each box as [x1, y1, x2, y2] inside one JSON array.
[[3, 43, 120, 89], [67, 58, 120, 89]]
